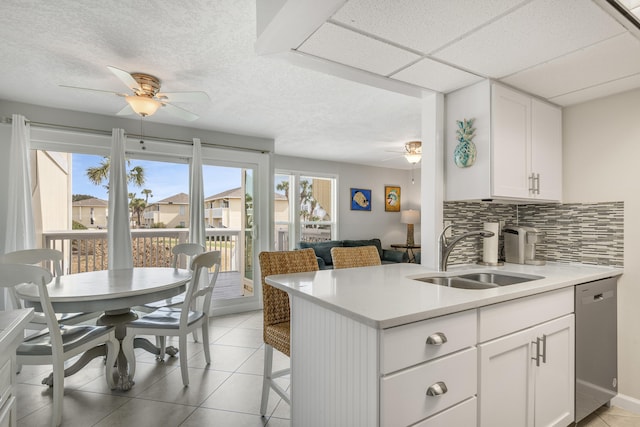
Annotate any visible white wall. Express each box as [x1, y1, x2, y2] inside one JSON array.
[[564, 89, 640, 406], [275, 155, 421, 248]]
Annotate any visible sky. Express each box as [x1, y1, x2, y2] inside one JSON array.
[[72, 154, 241, 201]]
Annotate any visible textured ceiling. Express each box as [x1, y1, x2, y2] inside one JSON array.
[[275, 0, 640, 108], [3, 1, 640, 172], [0, 0, 422, 170]]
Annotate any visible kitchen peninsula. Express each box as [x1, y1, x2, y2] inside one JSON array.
[[266, 262, 622, 427]]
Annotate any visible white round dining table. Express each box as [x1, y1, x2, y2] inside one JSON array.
[[15, 267, 192, 390], [15, 267, 192, 314]]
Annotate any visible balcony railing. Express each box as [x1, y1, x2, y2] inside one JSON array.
[[42, 228, 241, 275]]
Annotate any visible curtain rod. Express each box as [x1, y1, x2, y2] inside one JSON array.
[[1, 116, 270, 154]]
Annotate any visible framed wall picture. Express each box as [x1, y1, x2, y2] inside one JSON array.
[[350, 188, 371, 211], [385, 185, 401, 212]]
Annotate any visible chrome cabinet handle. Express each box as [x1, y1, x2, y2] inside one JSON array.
[[529, 173, 535, 194], [426, 381, 448, 397], [534, 173, 540, 195], [532, 337, 542, 367], [532, 335, 548, 366], [426, 332, 448, 346]]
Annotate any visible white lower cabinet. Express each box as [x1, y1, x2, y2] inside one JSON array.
[[381, 348, 476, 427], [413, 397, 477, 427], [479, 314, 575, 427]]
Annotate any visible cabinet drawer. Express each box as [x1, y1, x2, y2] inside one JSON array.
[[414, 397, 477, 427], [380, 347, 477, 427], [0, 396, 16, 427], [0, 359, 11, 411], [479, 287, 573, 342], [381, 310, 476, 374]]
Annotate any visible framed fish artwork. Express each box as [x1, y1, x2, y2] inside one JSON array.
[[350, 188, 371, 211]]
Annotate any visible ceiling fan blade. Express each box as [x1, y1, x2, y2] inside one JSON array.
[[59, 85, 127, 97], [156, 91, 210, 103], [162, 102, 199, 121], [116, 104, 134, 116], [107, 66, 141, 91]]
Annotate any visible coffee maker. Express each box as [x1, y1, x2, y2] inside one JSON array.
[[503, 226, 546, 265]]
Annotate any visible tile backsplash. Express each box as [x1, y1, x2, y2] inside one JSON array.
[[443, 201, 623, 267]]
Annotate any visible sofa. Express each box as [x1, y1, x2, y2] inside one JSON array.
[[297, 238, 408, 270]]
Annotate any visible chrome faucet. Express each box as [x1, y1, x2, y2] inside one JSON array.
[[437, 224, 495, 271]]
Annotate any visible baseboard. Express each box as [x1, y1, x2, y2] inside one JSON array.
[[612, 393, 640, 414]]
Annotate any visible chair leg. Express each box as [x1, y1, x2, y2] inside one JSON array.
[[52, 357, 65, 427], [202, 320, 211, 365], [179, 333, 189, 386], [260, 344, 274, 416], [155, 335, 167, 360], [192, 329, 199, 342]]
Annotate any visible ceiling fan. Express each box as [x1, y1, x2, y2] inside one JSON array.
[[60, 66, 210, 121], [384, 141, 422, 164]]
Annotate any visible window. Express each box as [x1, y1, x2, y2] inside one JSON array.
[[274, 172, 336, 250]]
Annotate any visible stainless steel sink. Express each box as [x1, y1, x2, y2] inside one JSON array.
[[416, 276, 498, 289], [458, 272, 544, 286], [414, 272, 544, 290]]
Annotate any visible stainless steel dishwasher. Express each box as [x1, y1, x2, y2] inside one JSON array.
[[575, 276, 618, 423]]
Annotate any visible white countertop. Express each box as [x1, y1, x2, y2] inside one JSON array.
[[265, 262, 623, 329]]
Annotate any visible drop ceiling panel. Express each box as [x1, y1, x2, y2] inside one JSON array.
[[433, 0, 626, 78], [331, 0, 528, 54], [502, 33, 640, 98], [392, 58, 484, 93], [297, 22, 420, 76], [549, 73, 640, 105]]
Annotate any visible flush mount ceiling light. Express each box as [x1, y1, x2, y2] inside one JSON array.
[[404, 141, 422, 164]]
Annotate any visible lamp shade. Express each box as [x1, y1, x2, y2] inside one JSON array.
[[400, 209, 420, 224], [125, 95, 161, 117]]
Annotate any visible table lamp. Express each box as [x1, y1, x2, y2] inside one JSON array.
[[400, 209, 420, 246]]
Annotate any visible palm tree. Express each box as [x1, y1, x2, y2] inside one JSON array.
[[141, 189, 153, 203], [276, 181, 289, 199], [86, 157, 146, 190], [129, 197, 147, 228]]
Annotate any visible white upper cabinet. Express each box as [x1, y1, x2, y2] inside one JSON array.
[[445, 80, 562, 202]]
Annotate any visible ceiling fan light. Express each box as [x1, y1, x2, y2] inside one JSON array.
[[404, 152, 421, 164], [125, 95, 161, 117]]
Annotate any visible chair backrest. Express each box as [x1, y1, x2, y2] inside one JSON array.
[[1, 249, 64, 310], [331, 245, 382, 269], [0, 264, 59, 334], [180, 251, 221, 327], [1, 248, 64, 276], [258, 249, 319, 329], [171, 243, 205, 269]]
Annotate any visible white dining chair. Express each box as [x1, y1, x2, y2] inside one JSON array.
[[0, 248, 98, 329], [123, 250, 221, 386], [136, 242, 205, 313], [2, 263, 118, 427]]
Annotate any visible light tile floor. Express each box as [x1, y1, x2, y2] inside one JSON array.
[[15, 309, 640, 426], [16, 310, 290, 427], [577, 406, 640, 427]]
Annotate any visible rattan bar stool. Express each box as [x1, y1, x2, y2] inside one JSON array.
[[258, 248, 319, 415], [330, 245, 382, 269]]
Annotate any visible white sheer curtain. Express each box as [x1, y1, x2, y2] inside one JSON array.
[[4, 114, 35, 252], [189, 138, 206, 247], [107, 128, 133, 269]]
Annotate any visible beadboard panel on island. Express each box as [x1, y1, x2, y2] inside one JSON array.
[[443, 201, 623, 268]]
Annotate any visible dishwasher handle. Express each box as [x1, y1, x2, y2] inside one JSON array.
[[581, 290, 614, 305]]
